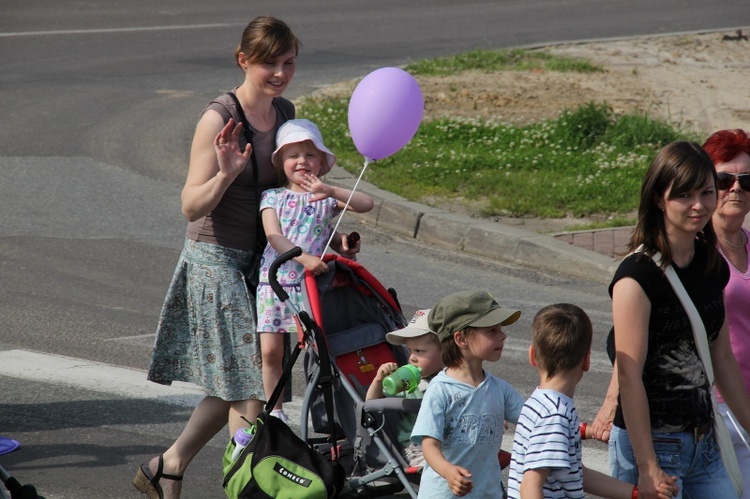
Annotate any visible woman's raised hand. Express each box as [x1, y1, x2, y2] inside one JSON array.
[[214, 118, 252, 180]]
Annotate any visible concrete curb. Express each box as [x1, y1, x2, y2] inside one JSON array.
[[326, 165, 619, 284]]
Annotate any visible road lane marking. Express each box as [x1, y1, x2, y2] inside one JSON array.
[[0, 23, 243, 38], [0, 348, 611, 474], [103, 333, 155, 341], [0, 349, 204, 405]]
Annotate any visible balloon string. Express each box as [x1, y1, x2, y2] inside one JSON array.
[[321, 157, 371, 258]]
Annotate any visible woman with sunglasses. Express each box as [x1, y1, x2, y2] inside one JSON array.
[[704, 128, 750, 497]]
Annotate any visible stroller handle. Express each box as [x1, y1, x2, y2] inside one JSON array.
[[268, 246, 302, 302]]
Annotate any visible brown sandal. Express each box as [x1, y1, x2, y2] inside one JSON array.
[[132, 455, 183, 499]]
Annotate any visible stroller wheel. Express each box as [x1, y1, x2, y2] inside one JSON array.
[[364, 476, 405, 497], [339, 475, 407, 499], [339, 490, 370, 499]]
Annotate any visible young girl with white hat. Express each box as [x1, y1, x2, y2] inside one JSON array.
[[256, 118, 374, 422]]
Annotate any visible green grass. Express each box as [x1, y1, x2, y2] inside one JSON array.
[[566, 217, 639, 231], [404, 48, 603, 75], [298, 49, 699, 222]]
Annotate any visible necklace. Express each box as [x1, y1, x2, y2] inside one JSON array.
[[719, 231, 748, 249]]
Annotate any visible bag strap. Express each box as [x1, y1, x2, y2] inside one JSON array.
[[264, 311, 340, 454], [651, 252, 716, 384], [226, 92, 265, 249], [653, 251, 750, 446], [266, 339, 303, 411]]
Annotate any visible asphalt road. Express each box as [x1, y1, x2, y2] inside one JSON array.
[[1, 1, 749, 497]]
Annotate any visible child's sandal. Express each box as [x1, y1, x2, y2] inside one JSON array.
[[132, 455, 183, 499]]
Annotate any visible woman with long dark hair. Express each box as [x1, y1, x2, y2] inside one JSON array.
[[608, 141, 750, 498]]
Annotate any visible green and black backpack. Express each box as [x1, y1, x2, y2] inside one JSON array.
[[222, 409, 345, 499], [222, 300, 345, 499]]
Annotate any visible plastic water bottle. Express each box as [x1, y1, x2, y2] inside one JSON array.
[[382, 365, 422, 396], [231, 427, 254, 461]]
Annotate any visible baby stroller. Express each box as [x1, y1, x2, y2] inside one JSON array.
[[271, 248, 420, 498]]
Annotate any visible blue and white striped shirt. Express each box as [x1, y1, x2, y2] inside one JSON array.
[[507, 388, 584, 498]]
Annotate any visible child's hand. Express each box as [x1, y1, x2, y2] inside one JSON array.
[[656, 477, 678, 498], [301, 174, 333, 202], [638, 471, 678, 499], [444, 466, 472, 496], [297, 253, 328, 275], [332, 232, 360, 260], [374, 362, 398, 382], [590, 397, 615, 442], [365, 362, 398, 401]]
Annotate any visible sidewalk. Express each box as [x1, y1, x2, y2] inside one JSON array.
[[554, 226, 633, 261], [327, 165, 621, 285]]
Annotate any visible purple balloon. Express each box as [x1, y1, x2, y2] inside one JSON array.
[[348, 67, 424, 161]]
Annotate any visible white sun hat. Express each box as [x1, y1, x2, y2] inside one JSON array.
[[271, 119, 337, 175], [386, 309, 436, 345]]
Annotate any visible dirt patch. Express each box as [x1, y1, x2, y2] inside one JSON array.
[[312, 29, 750, 232], [419, 67, 651, 126], [418, 30, 750, 132]]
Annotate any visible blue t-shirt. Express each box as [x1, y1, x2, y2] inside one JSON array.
[[411, 369, 524, 498]]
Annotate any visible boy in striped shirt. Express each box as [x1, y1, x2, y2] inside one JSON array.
[[507, 304, 675, 499]]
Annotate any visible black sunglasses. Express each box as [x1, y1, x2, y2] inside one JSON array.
[[716, 172, 750, 191]]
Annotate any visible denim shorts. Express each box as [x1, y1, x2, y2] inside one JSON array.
[[609, 425, 736, 499]]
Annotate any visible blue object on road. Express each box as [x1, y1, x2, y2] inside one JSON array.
[[0, 437, 19, 456]]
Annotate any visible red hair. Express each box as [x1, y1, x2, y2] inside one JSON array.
[[702, 129, 750, 165]]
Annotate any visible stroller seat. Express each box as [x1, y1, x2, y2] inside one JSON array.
[[298, 255, 421, 498]]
